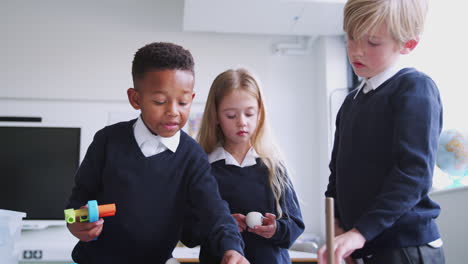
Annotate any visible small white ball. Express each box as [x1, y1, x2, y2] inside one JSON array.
[[246, 211, 263, 228], [165, 258, 180, 264]]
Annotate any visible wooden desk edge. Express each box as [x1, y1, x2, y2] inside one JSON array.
[[177, 258, 200, 262], [177, 257, 318, 263], [291, 257, 318, 262]]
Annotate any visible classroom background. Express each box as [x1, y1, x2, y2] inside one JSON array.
[[0, 0, 467, 263]]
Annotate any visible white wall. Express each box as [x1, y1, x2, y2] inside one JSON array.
[[312, 36, 349, 241], [0, 0, 349, 248], [265, 51, 320, 236], [0, 0, 272, 103]]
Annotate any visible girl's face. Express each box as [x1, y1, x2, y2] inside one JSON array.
[[217, 89, 259, 149]]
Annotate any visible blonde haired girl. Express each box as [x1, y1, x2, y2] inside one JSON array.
[[196, 68, 304, 263]]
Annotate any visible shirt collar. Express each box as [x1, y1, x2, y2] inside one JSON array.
[[353, 63, 404, 99], [133, 116, 179, 153], [364, 63, 403, 93], [353, 80, 366, 100], [208, 146, 259, 167]]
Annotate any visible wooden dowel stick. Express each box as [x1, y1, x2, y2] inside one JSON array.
[[326, 197, 335, 264]]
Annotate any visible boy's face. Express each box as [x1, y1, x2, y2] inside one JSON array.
[[127, 70, 195, 138], [347, 23, 414, 79]]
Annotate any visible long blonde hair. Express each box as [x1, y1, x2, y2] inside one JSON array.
[[197, 68, 292, 218]]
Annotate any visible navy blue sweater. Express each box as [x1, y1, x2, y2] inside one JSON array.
[[326, 68, 443, 258], [66, 120, 244, 264], [185, 159, 304, 264]]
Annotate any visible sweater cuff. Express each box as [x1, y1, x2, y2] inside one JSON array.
[[354, 216, 384, 241], [270, 220, 283, 241], [218, 237, 244, 258]]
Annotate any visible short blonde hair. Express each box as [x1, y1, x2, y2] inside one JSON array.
[[197, 68, 294, 218], [343, 0, 428, 43]]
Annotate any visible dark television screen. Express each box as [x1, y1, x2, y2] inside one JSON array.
[[0, 126, 80, 220]]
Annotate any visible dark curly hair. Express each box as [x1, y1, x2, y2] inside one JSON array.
[[132, 42, 194, 89]]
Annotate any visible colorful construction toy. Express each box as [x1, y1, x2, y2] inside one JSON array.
[[64, 200, 116, 224]]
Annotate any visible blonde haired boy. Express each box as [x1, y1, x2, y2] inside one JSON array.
[[319, 0, 445, 263]]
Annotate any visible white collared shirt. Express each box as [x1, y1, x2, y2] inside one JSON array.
[[208, 146, 259, 167], [354, 64, 404, 99], [133, 116, 180, 157]]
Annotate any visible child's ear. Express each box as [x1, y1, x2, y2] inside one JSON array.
[[127, 88, 141, 110], [400, 38, 419, 54]]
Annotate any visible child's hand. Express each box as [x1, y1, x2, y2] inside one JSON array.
[[317, 228, 365, 264], [67, 218, 104, 242], [221, 250, 250, 264], [66, 204, 105, 242], [247, 213, 276, 239], [330, 220, 356, 264], [231, 213, 247, 232]]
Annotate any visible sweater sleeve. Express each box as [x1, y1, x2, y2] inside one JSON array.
[[354, 75, 442, 241], [270, 180, 305, 248], [183, 150, 245, 258], [180, 210, 202, 248], [66, 128, 106, 209], [325, 105, 344, 220]]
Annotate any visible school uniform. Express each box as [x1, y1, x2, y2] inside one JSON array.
[[66, 117, 243, 264], [195, 147, 304, 264], [326, 66, 445, 263]]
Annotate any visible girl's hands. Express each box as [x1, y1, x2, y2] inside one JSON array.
[[247, 213, 277, 239], [231, 213, 247, 232]]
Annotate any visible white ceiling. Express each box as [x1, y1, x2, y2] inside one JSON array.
[[183, 0, 345, 36]]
